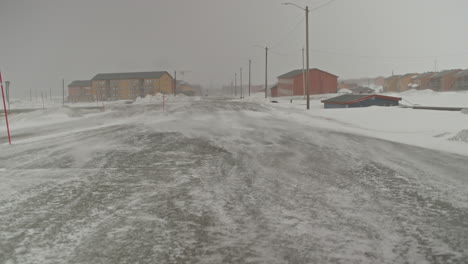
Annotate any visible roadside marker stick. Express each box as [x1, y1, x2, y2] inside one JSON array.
[[163, 94, 165, 112], [0, 72, 12, 144]]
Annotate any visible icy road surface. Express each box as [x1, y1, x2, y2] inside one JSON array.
[[1, 98, 467, 264]]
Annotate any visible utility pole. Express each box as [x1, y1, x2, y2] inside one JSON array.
[[62, 78, 65, 105], [305, 6, 310, 109], [240, 67, 243, 98], [302, 47, 306, 99], [234, 73, 237, 97], [0, 71, 12, 144], [248, 59, 251, 97], [231, 80, 234, 97], [174, 71, 177, 96], [265, 46, 268, 99]]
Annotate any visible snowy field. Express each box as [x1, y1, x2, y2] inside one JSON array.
[[248, 89, 468, 156], [1, 93, 468, 263]]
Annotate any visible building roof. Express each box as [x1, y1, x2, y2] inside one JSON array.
[[321, 94, 402, 105], [91, 71, 170, 81], [412, 72, 435, 79], [431, 69, 461, 79], [400, 73, 418, 79], [385, 75, 402, 80], [68, 80, 91, 88], [277, 68, 338, 79], [454, 69, 468, 78]]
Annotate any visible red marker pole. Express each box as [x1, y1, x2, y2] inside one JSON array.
[[0, 72, 12, 144]]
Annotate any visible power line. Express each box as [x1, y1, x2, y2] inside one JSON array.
[[270, 1, 339, 54], [310, 0, 337, 12], [270, 16, 305, 49]]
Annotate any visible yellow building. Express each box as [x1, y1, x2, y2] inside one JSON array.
[[397, 73, 418, 92], [68, 80, 93, 102], [91, 71, 174, 100], [383, 75, 401, 93]]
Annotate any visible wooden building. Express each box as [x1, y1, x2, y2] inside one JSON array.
[[68, 80, 93, 102], [274, 69, 338, 97], [91, 71, 174, 100]]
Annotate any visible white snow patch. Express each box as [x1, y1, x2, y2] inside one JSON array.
[[338, 88, 353, 94], [266, 89, 468, 156]]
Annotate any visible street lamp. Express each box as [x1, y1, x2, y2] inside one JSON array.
[[283, 3, 310, 110]]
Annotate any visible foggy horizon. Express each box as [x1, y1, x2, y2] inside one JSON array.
[[1, 0, 468, 98]]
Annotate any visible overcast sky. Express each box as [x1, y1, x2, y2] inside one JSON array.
[[1, 0, 468, 98]]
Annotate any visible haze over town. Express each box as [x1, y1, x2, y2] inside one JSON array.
[[1, 0, 468, 97], [1, 1, 468, 263]]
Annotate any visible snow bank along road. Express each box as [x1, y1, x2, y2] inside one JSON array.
[[1, 98, 467, 264]]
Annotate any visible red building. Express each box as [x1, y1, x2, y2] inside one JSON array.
[[275, 69, 338, 97]]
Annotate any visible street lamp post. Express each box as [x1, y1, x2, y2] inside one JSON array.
[[283, 3, 310, 109]]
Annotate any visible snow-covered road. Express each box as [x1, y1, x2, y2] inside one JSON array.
[[1, 98, 467, 263]]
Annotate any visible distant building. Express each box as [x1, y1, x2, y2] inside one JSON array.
[[409, 72, 435, 90], [397, 73, 418, 92], [374, 76, 385, 86], [383, 75, 401, 92], [321, 94, 402, 109], [427, 69, 462, 91], [453, 69, 468, 91], [68, 80, 93, 102], [270, 84, 279, 97], [350, 87, 375, 94], [91, 71, 174, 101], [176, 81, 196, 96], [337, 82, 358, 90], [248, 85, 266, 93], [274, 68, 338, 97]]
